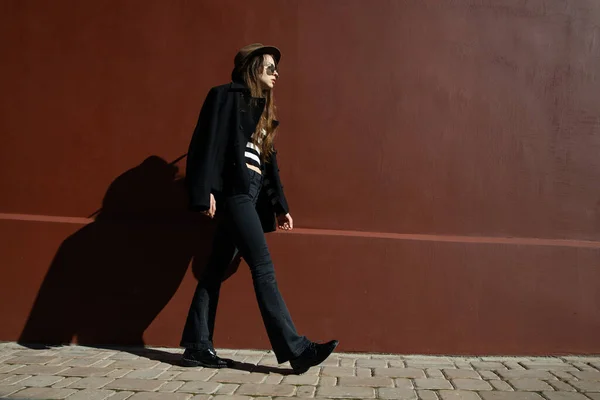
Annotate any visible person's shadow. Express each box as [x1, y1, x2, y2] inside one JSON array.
[[90, 346, 295, 374], [18, 155, 242, 348]]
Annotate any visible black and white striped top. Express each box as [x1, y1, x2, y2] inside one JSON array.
[[244, 128, 266, 170], [245, 128, 281, 208]]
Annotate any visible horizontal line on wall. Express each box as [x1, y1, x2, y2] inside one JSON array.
[[1, 212, 599, 249], [0, 213, 92, 225], [290, 228, 600, 249]]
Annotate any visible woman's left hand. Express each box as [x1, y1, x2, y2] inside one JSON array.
[[277, 213, 294, 231]]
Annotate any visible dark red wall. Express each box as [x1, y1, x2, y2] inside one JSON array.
[[1, 0, 600, 354]]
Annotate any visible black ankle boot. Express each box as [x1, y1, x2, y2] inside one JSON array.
[[290, 340, 339, 374], [181, 348, 234, 368]]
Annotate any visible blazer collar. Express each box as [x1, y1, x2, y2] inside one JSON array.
[[228, 81, 280, 127], [229, 81, 251, 94]]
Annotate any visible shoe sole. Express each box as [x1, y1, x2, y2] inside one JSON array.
[[181, 358, 228, 368]]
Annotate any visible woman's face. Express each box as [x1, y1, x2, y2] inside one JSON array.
[[258, 54, 278, 90]]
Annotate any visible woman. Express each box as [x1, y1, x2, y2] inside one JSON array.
[[180, 43, 338, 374]]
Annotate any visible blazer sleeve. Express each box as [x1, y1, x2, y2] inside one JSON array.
[[185, 87, 224, 211], [268, 149, 290, 216]]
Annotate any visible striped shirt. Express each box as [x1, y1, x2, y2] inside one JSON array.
[[245, 128, 281, 208], [244, 128, 266, 169]]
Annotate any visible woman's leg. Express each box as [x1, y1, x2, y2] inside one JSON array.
[[223, 191, 310, 363], [180, 220, 237, 351]]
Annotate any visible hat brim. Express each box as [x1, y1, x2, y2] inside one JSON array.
[[247, 45, 281, 65]]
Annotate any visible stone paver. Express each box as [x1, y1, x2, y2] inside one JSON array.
[[497, 370, 555, 380], [236, 383, 296, 396], [472, 361, 506, 370], [68, 376, 115, 389], [107, 360, 161, 369], [8, 387, 77, 399], [337, 376, 394, 387], [67, 389, 116, 400], [504, 361, 526, 370], [296, 385, 316, 397], [407, 360, 457, 369], [480, 393, 544, 400], [0, 385, 25, 398], [106, 391, 135, 400], [159, 380, 185, 392], [480, 370, 500, 380], [159, 370, 182, 380], [375, 367, 427, 378], [104, 378, 168, 391], [439, 389, 482, 400], [445, 369, 482, 379], [176, 380, 221, 394], [282, 374, 319, 385], [569, 379, 600, 392], [548, 380, 577, 392], [340, 358, 356, 367], [571, 370, 600, 381], [47, 358, 105, 367], [2, 374, 32, 384], [6, 356, 57, 365], [319, 376, 337, 386], [356, 358, 388, 368], [417, 389, 439, 400], [60, 367, 116, 377], [396, 378, 415, 388], [1, 343, 600, 400], [452, 378, 493, 390], [125, 369, 165, 379], [0, 364, 24, 373], [320, 357, 341, 367], [51, 377, 81, 388], [210, 370, 267, 383], [321, 366, 356, 377], [10, 365, 69, 375], [543, 393, 590, 400], [214, 383, 239, 394], [428, 368, 446, 378], [105, 369, 132, 378], [379, 388, 418, 399], [176, 370, 217, 381], [18, 374, 65, 387], [490, 380, 514, 391], [128, 393, 192, 400], [508, 378, 554, 391], [266, 376, 286, 385], [317, 385, 376, 398], [415, 378, 454, 390], [92, 360, 116, 368]]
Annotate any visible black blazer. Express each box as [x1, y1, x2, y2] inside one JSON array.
[[185, 81, 290, 233]]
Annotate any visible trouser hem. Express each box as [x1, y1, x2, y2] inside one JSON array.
[[275, 337, 311, 364], [180, 341, 214, 351]]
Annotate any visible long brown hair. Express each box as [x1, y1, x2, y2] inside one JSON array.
[[240, 54, 278, 162]]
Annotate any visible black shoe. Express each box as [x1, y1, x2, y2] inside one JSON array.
[[290, 340, 339, 374], [181, 348, 234, 368]]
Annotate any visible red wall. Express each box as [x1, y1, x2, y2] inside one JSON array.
[[1, 0, 600, 354]]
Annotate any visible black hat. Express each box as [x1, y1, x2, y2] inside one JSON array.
[[231, 43, 281, 81]]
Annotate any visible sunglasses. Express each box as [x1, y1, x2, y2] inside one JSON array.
[[264, 64, 278, 76]]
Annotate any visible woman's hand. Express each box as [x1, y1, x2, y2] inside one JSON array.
[[277, 213, 293, 231], [203, 193, 216, 218]]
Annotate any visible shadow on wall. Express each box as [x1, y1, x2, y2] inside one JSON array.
[[18, 155, 241, 347]]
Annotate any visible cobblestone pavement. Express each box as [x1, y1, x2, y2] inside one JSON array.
[[1, 342, 600, 400]]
